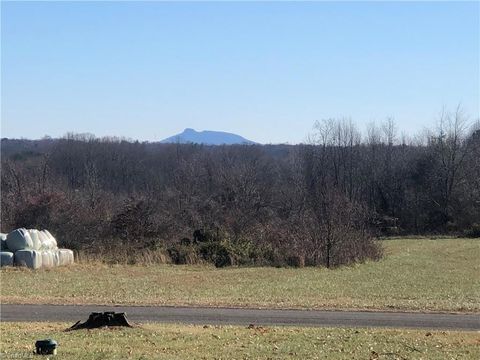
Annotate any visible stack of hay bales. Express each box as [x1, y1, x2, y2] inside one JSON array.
[[0, 228, 74, 269]]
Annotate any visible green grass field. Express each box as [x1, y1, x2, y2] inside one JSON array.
[[1, 238, 479, 312], [1, 322, 478, 360]]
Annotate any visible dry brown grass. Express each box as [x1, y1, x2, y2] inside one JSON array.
[[1, 322, 479, 359], [74, 248, 171, 265], [1, 238, 479, 312]]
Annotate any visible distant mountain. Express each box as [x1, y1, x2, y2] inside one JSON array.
[[160, 128, 256, 145]]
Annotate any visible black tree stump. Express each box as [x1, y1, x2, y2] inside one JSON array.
[[67, 312, 133, 330]]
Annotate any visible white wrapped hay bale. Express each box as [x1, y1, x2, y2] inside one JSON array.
[[41, 251, 54, 268], [52, 250, 60, 267], [6, 228, 33, 252], [0, 233, 8, 251], [14, 249, 43, 269], [38, 231, 51, 250], [0, 251, 14, 267], [2, 228, 73, 269], [64, 249, 74, 265], [38, 231, 49, 250], [56, 249, 65, 266], [28, 229, 42, 250], [58, 249, 74, 266], [68, 249, 74, 264], [37, 230, 58, 250], [49, 250, 57, 267], [42, 230, 58, 249]]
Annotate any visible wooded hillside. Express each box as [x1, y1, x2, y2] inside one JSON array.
[[2, 112, 478, 267]]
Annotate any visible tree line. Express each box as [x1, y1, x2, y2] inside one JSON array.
[[1, 108, 478, 267]]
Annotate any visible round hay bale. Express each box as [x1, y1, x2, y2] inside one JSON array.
[[28, 229, 42, 250], [14, 249, 42, 269], [0, 251, 14, 267], [43, 230, 58, 249], [0, 233, 8, 251], [6, 228, 34, 252], [41, 251, 54, 268]]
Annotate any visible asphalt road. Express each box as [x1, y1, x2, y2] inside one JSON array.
[[1, 304, 479, 331]]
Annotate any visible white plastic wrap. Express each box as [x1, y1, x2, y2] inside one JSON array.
[[37, 230, 57, 250], [0, 251, 14, 267], [0, 233, 8, 251], [40, 230, 58, 250], [6, 228, 34, 252], [52, 250, 60, 267], [3, 228, 73, 269], [41, 251, 54, 268], [43, 230, 58, 249], [14, 249, 43, 269], [58, 249, 74, 266], [28, 229, 42, 250], [37, 231, 47, 249]]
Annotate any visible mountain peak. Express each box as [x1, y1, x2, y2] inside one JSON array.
[[161, 129, 256, 145]]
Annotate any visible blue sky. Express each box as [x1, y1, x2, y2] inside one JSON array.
[[2, 1, 479, 144]]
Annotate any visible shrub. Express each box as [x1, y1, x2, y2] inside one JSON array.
[[198, 242, 232, 268], [110, 199, 156, 240], [286, 254, 305, 268], [464, 224, 480, 238], [257, 245, 288, 267], [167, 244, 200, 265], [13, 192, 62, 230]]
